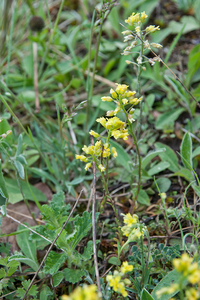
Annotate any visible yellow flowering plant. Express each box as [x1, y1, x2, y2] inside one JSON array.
[[156, 253, 200, 300], [76, 83, 143, 206]]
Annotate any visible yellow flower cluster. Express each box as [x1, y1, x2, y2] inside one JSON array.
[[76, 140, 117, 172], [121, 213, 147, 241], [102, 83, 142, 124], [76, 83, 143, 172], [106, 261, 133, 297], [156, 253, 200, 300], [125, 12, 148, 26], [61, 284, 100, 300]]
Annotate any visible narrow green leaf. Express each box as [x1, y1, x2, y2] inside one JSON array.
[[180, 132, 193, 169]]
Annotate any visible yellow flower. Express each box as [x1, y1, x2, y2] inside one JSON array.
[[115, 84, 129, 96], [114, 106, 121, 115], [129, 108, 135, 114], [129, 97, 138, 104], [126, 91, 136, 97], [98, 164, 105, 172], [106, 274, 128, 297], [82, 145, 89, 154], [106, 110, 115, 117], [173, 253, 193, 276], [85, 163, 91, 170], [111, 147, 118, 158], [89, 130, 99, 138], [122, 98, 128, 105], [101, 96, 113, 102], [185, 288, 199, 300], [75, 155, 88, 162], [61, 284, 100, 300], [110, 88, 118, 99], [125, 12, 140, 26], [145, 25, 160, 33], [121, 30, 131, 35], [123, 213, 138, 225], [151, 42, 163, 48], [140, 11, 148, 22], [135, 26, 140, 34], [96, 117, 106, 127], [120, 261, 133, 274]]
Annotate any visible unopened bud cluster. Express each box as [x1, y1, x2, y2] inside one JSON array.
[[122, 11, 162, 67]]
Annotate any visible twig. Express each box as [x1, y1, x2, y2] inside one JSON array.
[[22, 190, 82, 300], [91, 136, 102, 297]]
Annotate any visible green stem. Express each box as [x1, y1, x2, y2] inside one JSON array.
[[25, 0, 36, 15], [121, 105, 141, 202], [38, 0, 65, 77], [85, 11, 105, 135]]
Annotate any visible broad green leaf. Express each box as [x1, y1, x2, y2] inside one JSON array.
[[142, 148, 166, 169], [44, 251, 67, 275], [152, 270, 180, 300], [14, 160, 24, 179], [52, 271, 64, 287], [155, 143, 179, 172], [152, 177, 171, 193], [63, 268, 85, 284], [110, 139, 132, 171], [173, 168, 194, 182], [4, 177, 47, 204], [141, 288, 155, 300], [71, 211, 93, 250], [148, 161, 170, 176], [16, 133, 23, 156], [0, 268, 6, 279], [81, 241, 94, 261], [40, 286, 53, 300], [22, 55, 33, 77], [0, 160, 9, 199], [16, 226, 38, 265], [155, 108, 185, 130], [132, 188, 150, 206], [180, 132, 193, 169], [168, 16, 200, 34], [10, 254, 38, 272], [192, 184, 200, 197]]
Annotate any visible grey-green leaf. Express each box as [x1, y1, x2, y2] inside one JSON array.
[[155, 142, 179, 172], [63, 268, 85, 284], [180, 132, 193, 169]]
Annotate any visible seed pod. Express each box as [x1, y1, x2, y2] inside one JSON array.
[[29, 16, 45, 32]]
